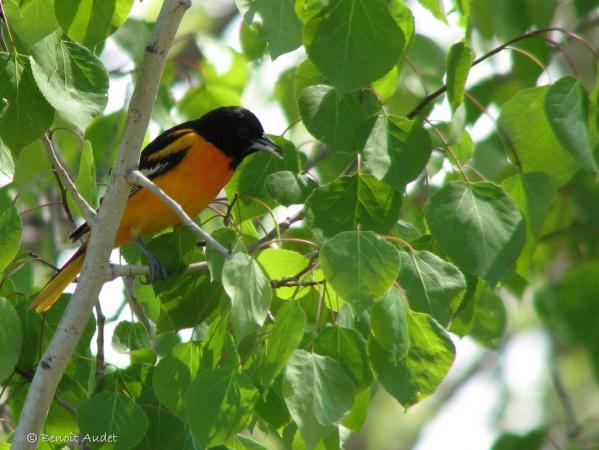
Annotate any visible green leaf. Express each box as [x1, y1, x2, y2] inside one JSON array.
[[3, 0, 60, 46], [255, 0, 302, 58], [370, 286, 409, 361], [498, 84, 580, 185], [0, 54, 54, 152], [491, 429, 547, 450], [372, 67, 400, 103], [276, 68, 300, 122], [545, 76, 598, 172], [362, 115, 432, 192], [446, 42, 473, 111], [265, 171, 318, 206], [469, 288, 506, 349], [206, 228, 243, 282], [295, 0, 324, 23], [342, 386, 370, 432], [501, 172, 557, 275], [398, 250, 466, 327], [305, 0, 404, 92], [417, 0, 447, 23], [222, 253, 272, 339], [77, 392, 149, 450], [178, 85, 241, 121], [30, 32, 109, 130], [112, 321, 151, 353], [240, 22, 267, 61], [320, 231, 400, 307], [0, 299, 22, 383], [54, 0, 135, 49], [293, 59, 326, 100], [0, 192, 22, 274], [0, 139, 15, 188], [155, 272, 222, 332], [153, 342, 200, 417], [283, 350, 355, 449], [425, 181, 526, 285], [305, 174, 402, 241], [314, 326, 372, 391], [73, 140, 97, 210], [260, 301, 306, 387], [369, 310, 455, 407], [257, 248, 311, 299], [184, 369, 258, 448], [84, 109, 127, 174], [535, 261, 599, 351], [298, 85, 379, 153]]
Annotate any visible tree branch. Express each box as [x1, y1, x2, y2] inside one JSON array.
[[41, 134, 96, 226], [108, 261, 209, 280], [11, 1, 191, 448], [126, 170, 232, 258], [247, 211, 305, 253]]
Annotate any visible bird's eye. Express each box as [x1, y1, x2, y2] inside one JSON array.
[[238, 128, 251, 139]]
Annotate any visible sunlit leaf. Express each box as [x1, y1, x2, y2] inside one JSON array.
[[222, 253, 272, 339], [305, 0, 404, 92], [30, 32, 108, 130], [54, 0, 135, 49]]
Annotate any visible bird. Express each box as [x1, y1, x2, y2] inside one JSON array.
[[30, 106, 282, 312]]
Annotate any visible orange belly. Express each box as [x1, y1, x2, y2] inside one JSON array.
[[113, 139, 233, 247]]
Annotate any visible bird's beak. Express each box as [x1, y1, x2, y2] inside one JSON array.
[[248, 134, 284, 159]]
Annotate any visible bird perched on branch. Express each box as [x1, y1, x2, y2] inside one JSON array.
[[31, 106, 282, 312]]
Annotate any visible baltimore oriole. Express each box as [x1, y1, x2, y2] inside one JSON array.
[[31, 106, 282, 312]]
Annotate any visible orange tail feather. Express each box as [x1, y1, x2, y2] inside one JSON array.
[[30, 247, 86, 312]]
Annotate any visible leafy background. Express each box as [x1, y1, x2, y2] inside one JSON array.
[[1, 0, 599, 449]]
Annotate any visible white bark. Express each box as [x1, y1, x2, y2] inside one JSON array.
[[11, 1, 191, 448]]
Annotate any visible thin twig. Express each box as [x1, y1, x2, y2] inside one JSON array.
[[271, 279, 325, 288], [53, 393, 77, 415], [41, 134, 97, 225], [407, 27, 597, 119], [126, 170, 232, 258], [123, 276, 154, 338], [247, 211, 305, 253]]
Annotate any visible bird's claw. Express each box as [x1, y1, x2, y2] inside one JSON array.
[[142, 259, 168, 284]]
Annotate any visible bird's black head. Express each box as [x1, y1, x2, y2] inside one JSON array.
[[193, 106, 282, 168]]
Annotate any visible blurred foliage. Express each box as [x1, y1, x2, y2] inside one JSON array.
[[1, 0, 599, 449]]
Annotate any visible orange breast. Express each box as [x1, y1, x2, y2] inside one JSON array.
[[114, 139, 233, 247]]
